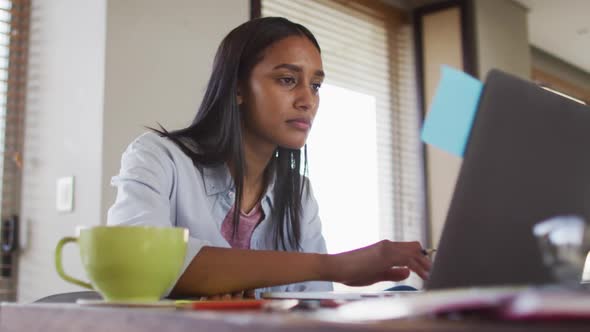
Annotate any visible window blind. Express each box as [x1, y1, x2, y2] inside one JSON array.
[[0, 0, 28, 220], [0, 0, 30, 302], [262, 0, 426, 287]]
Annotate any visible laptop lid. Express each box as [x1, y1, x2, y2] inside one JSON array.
[[426, 69, 590, 289]]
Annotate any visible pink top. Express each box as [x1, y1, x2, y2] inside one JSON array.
[[220, 203, 264, 249]]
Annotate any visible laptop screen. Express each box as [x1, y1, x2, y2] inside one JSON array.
[[426, 69, 590, 289]]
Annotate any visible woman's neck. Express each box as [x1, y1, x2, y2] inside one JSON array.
[[229, 134, 276, 213]]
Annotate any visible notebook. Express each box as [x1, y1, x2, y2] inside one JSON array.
[[261, 290, 419, 301]]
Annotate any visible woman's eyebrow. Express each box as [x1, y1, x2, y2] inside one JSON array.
[[272, 63, 325, 78]]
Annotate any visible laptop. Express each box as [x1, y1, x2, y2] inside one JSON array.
[[426, 69, 590, 289], [264, 69, 590, 300]]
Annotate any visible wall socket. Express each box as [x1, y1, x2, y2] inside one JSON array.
[[56, 176, 74, 212]]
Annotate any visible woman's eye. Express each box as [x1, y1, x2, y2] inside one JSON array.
[[311, 83, 322, 92], [278, 77, 296, 85]]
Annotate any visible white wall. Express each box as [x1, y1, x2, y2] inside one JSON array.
[[18, 0, 107, 302], [17, 0, 248, 303], [474, 0, 531, 79], [101, 0, 249, 222]]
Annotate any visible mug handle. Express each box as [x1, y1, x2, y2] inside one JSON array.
[[55, 236, 93, 290]]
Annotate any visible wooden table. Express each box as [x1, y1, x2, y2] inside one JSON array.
[[1, 302, 590, 332]]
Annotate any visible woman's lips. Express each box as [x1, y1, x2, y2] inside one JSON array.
[[286, 119, 311, 130]]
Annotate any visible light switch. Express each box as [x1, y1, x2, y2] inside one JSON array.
[[56, 176, 74, 212]]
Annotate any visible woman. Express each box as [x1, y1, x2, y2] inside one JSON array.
[[107, 17, 431, 298]]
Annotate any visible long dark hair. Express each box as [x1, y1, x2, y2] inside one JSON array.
[[152, 17, 321, 251]]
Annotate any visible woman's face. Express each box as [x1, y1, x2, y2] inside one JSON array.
[[240, 36, 324, 151]]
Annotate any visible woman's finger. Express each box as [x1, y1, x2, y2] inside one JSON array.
[[382, 267, 411, 282], [406, 258, 429, 280], [413, 251, 432, 272]]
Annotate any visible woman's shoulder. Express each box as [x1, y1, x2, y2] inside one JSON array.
[[125, 131, 185, 158], [121, 131, 200, 170], [129, 131, 176, 150]]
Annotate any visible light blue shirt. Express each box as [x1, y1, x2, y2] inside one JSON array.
[[107, 132, 333, 296]]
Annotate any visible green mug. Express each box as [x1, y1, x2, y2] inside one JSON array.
[[55, 226, 188, 302]]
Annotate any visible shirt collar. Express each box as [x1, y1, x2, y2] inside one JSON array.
[[202, 163, 233, 196], [202, 163, 276, 207]]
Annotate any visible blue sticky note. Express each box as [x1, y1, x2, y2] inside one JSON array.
[[421, 66, 483, 157]]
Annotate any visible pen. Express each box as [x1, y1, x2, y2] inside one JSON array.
[[176, 299, 299, 311], [187, 299, 267, 310], [421, 248, 437, 256]]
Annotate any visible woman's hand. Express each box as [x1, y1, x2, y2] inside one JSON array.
[[172, 244, 429, 298], [325, 240, 431, 287]]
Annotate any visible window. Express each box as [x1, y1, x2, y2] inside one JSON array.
[[261, 0, 426, 290], [533, 68, 589, 105], [531, 47, 590, 105]]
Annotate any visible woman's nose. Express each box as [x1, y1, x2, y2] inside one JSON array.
[[294, 84, 316, 111]]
